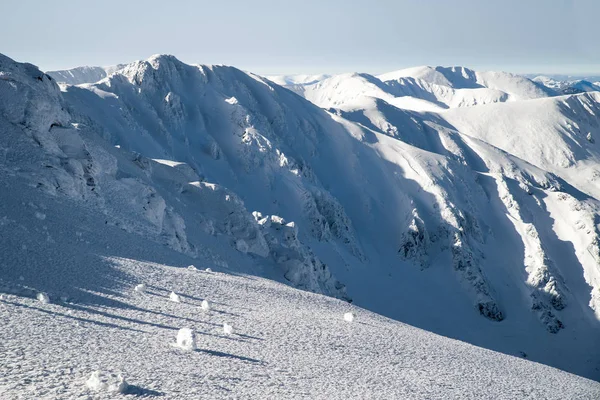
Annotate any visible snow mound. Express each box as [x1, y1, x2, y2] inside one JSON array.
[[134, 283, 146, 293], [176, 328, 197, 351], [223, 323, 234, 335], [343, 312, 355, 322], [201, 299, 210, 311], [36, 292, 50, 304], [169, 291, 182, 303], [86, 370, 128, 394]]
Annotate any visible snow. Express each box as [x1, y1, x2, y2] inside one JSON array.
[[343, 311, 355, 322], [533, 75, 600, 94], [223, 323, 234, 335], [1, 52, 600, 397], [36, 292, 50, 304], [134, 283, 146, 293], [47, 64, 126, 85], [86, 370, 128, 394], [201, 299, 211, 311], [176, 328, 197, 351], [169, 292, 182, 303]]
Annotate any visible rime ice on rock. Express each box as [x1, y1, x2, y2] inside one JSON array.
[[344, 312, 355, 322], [37, 292, 50, 304], [201, 300, 210, 311], [205, 268, 212, 272], [187, 265, 198, 271], [169, 291, 182, 303], [223, 323, 234, 335], [176, 328, 197, 351], [134, 283, 146, 293], [86, 370, 128, 394]]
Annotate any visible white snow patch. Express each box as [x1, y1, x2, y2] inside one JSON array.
[[223, 323, 234, 335], [344, 312, 356, 322], [176, 328, 197, 351], [201, 299, 210, 311], [134, 283, 146, 293], [36, 292, 50, 304], [85, 370, 128, 394], [169, 291, 182, 303]]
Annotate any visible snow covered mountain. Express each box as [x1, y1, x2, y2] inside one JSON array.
[[47, 64, 126, 85], [1, 52, 600, 396], [533, 75, 600, 95]]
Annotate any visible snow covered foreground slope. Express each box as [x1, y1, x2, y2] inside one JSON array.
[[1, 51, 600, 388], [2, 178, 599, 399]]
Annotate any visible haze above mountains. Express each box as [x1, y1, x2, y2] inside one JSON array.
[[1, 53, 600, 398]]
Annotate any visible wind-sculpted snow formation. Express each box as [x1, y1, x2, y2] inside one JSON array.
[[1, 53, 600, 383]]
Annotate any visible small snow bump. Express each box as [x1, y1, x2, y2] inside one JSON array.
[[86, 370, 128, 394], [169, 291, 182, 303], [134, 283, 146, 293], [223, 323, 234, 335], [201, 299, 211, 311], [344, 312, 355, 322], [176, 328, 197, 351], [37, 292, 50, 304]]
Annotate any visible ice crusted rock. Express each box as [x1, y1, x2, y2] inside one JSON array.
[[223, 323, 234, 335], [398, 209, 430, 269], [36, 292, 50, 304], [302, 187, 364, 260], [134, 283, 146, 293], [201, 299, 210, 311], [176, 328, 197, 351], [86, 370, 128, 394], [169, 291, 182, 303], [450, 231, 504, 321], [257, 214, 350, 301], [187, 265, 198, 271], [344, 312, 355, 322], [179, 181, 270, 257], [205, 267, 213, 272]]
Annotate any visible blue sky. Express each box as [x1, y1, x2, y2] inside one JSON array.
[[1, 0, 598, 75]]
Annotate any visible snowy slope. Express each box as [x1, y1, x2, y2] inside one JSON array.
[[47, 64, 125, 85], [2, 176, 599, 399], [1, 52, 600, 389]]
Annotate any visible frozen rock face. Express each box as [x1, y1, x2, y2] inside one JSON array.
[[398, 209, 430, 269], [253, 212, 349, 300], [0, 54, 69, 134]]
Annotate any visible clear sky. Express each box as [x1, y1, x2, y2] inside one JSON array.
[[1, 0, 599, 75]]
